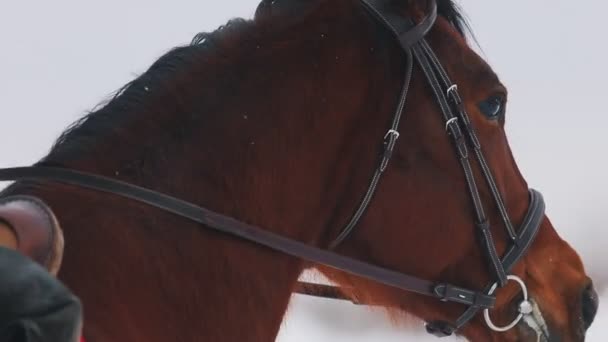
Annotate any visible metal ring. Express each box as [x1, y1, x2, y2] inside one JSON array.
[[483, 275, 528, 332]]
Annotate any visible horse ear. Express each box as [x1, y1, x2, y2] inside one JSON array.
[[0, 196, 64, 276]]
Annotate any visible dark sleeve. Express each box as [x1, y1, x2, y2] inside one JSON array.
[[0, 247, 83, 342]]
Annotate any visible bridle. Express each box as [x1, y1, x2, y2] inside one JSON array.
[[0, 0, 546, 338]]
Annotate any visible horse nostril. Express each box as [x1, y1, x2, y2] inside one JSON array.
[[581, 282, 599, 330]]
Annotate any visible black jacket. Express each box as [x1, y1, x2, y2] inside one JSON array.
[[0, 247, 82, 342]]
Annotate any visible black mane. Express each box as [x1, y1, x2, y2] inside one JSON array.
[[42, 0, 472, 166], [42, 17, 252, 165]]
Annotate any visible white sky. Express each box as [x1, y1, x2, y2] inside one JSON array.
[[0, 1, 606, 341]]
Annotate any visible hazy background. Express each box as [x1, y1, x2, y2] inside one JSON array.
[[1, 0, 606, 341]]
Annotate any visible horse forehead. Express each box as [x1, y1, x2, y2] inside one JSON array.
[[429, 19, 499, 89]]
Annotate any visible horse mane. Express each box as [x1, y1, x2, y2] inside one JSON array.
[[41, 0, 472, 167], [42, 17, 255, 165]]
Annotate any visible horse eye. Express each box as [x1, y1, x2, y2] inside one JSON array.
[[478, 95, 505, 120]]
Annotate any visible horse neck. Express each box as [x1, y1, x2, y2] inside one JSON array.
[[0, 180, 303, 341], [3, 3, 402, 341]]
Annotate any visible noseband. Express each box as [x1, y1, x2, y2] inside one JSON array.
[[0, 0, 545, 338]]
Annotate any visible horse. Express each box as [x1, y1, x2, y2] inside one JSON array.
[[0, 0, 599, 341]]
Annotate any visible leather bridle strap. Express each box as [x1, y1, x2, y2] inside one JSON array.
[[295, 0, 547, 336], [0, 166, 496, 309], [426, 189, 544, 337], [359, 0, 437, 50], [294, 192, 544, 336], [328, 49, 413, 249], [419, 39, 518, 242], [451, 189, 545, 330], [328, 0, 435, 249], [411, 43, 509, 287], [408, 35, 538, 336]]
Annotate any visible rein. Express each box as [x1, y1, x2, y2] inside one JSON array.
[[0, 0, 546, 337], [0, 165, 504, 308]]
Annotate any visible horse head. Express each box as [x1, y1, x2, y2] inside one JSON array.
[[0, 0, 597, 341]]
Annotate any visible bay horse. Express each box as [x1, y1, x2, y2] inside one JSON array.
[[0, 0, 599, 341]]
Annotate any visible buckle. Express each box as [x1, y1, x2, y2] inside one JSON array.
[[445, 117, 458, 132], [380, 129, 400, 172], [446, 84, 463, 105], [384, 129, 400, 140]]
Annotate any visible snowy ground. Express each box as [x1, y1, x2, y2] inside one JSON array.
[[1, 0, 606, 340]]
